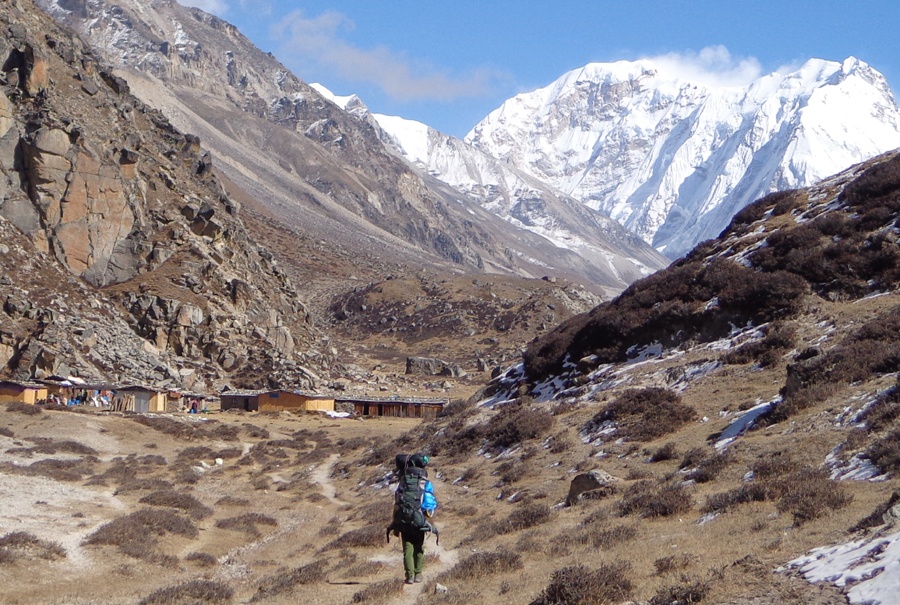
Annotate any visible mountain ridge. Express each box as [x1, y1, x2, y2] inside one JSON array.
[[466, 56, 900, 258]]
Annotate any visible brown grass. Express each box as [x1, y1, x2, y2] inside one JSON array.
[[184, 552, 218, 567], [250, 561, 327, 602], [617, 481, 694, 518], [703, 464, 852, 525], [5, 402, 41, 415], [438, 551, 523, 582], [0, 531, 66, 563], [530, 562, 633, 605], [320, 525, 384, 551], [138, 490, 213, 519], [350, 578, 404, 604], [649, 575, 710, 605], [138, 580, 234, 605], [584, 388, 696, 442], [214, 513, 277, 537], [84, 509, 199, 553]]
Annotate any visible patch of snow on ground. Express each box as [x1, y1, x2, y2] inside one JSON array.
[[785, 528, 900, 605], [626, 342, 664, 361], [826, 447, 889, 482], [714, 397, 780, 450]]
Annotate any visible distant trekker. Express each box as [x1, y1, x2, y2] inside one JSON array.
[[386, 453, 438, 584]]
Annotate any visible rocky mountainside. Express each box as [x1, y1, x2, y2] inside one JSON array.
[[467, 58, 900, 258], [35, 0, 668, 296], [311, 84, 666, 293], [0, 0, 331, 391]]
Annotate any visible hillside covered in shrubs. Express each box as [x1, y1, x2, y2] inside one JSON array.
[[524, 151, 900, 387]]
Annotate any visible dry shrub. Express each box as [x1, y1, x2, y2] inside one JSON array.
[[113, 478, 174, 494], [321, 525, 384, 551], [176, 446, 218, 464], [139, 580, 233, 605], [483, 404, 555, 452], [679, 447, 707, 471], [524, 255, 807, 381], [584, 388, 695, 442], [1, 457, 96, 482], [770, 307, 900, 423], [722, 323, 796, 367], [20, 438, 98, 456], [185, 552, 218, 567], [496, 460, 530, 484], [242, 423, 269, 439], [215, 513, 277, 537], [344, 560, 387, 577], [350, 578, 404, 604], [617, 481, 693, 518], [649, 575, 710, 605], [864, 429, 900, 474], [5, 402, 41, 415], [857, 379, 900, 432], [139, 491, 213, 519], [250, 561, 326, 602], [0, 531, 66, 563], [530, 562, 633, 605], [0, 427, 13, 437], [498, 503, 553, 534], [85, 509, 199, 549], [649, 442, 678, 463], [439, 551, 523, 581], [337, 436, 370, 450], [684, 452, 731, 484], [131, 415, 237, 442], [703, 465, 851, 525], [580, 524, 638, 549], [655, 553, 697, 575], [215, 496, 250, 507]]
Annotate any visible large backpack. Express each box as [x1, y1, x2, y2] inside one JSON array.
[[393, 457, 429, 531]]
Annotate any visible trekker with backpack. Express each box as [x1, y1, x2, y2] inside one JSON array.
[[386, 453, 439, 584]]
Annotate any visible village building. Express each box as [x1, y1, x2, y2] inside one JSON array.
[[220, 390, 335, 413], [111, 385, 168, 413], [336, 395, 446, 420], [0, 380, 49, 405]]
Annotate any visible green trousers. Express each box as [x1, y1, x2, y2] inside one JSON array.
[[401, 529, 425, 578]]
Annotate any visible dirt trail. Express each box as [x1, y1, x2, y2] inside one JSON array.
[[312, 453, 346, 505]]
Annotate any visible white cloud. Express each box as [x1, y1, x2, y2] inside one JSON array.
[[178, 0, 229, 17], [643, 45, 764, 88], [272, 10, 502, 102]]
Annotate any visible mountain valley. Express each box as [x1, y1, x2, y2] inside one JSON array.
[[0, 1, 899, 604]]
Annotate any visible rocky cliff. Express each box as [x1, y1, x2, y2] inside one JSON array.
[[0, 0, 329, 390], [35, 0, 667, 294]]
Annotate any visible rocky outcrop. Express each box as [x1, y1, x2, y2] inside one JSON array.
[[405, 356, 465, 378], [0, 0, 330, 391], [565, 470, 619, 506]]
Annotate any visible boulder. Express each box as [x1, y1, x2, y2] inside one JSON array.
[[565, 470, 619, 506], [405, 356, 465, 378]]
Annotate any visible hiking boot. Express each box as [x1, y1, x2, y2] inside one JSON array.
[[414, 574, 423, 583], [404, 577, 414, 585]]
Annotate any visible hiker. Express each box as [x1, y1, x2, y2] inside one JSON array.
[[387, 453, 439, 585]]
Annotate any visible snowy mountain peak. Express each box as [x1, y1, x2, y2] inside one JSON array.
[[467, 57, 900, 258]]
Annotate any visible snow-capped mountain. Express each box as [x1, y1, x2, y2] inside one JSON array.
[[466, 57, 900, 258], [310, 84, 667, 290]]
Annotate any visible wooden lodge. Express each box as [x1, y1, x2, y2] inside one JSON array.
[[337, 395, 446, 420], [220, 390, 335, 413], [0, 380, 49, 405], [111, 386, 168, 413]]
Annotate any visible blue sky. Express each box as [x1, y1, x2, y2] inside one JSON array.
[[181, 1, 900, 139]]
